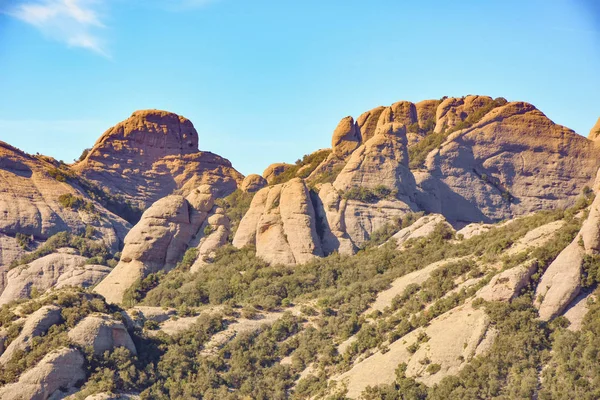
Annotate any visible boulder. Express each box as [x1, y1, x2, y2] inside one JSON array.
[[535, 240, 584, 321], [0, 305, 62, 364], [456, 223, 494, 239], [314, 183, 355, 255], [477, 260, 537, 302], [356, 106, 386, 143], [263, 163, 293, 184], [74, 110, 242, 207], [0, 347, 85, 400], [391, 214, 453, 248], [240, 174, 267, 193], [232, 188, 269, 249], [0, 253, 109, 305], [68, 315, 137, 355], [562, 291, 595, 331]]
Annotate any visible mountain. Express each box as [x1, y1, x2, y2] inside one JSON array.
[[0, 96, 600, 400], [73, 109, 243, 208]]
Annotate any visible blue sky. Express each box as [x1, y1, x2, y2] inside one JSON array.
[[0, 0, 599, 176]]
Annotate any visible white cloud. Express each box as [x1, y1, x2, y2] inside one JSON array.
[[4, 0, 220, 57], [6, 0, 109, 57], [159, 0, 218, 11]]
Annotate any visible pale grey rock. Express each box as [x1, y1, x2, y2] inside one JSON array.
[[0, 305, 62, 364], [535, 240, 583, 321], [240, 174, 267, 193], [68, 315, 137, 355], [0, 253, 109, 305], [0, 347, 85, 400]]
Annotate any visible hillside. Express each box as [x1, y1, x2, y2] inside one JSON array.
[[0, 96, 599, 399]]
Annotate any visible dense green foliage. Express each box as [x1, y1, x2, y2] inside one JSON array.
[[342, 185, 397, 203], [2, 196, 596, 399], [215, 189, 255, 235], [58, 193, 96, 212], [9, 231, 118, 268], [361, 212, 424, 249]]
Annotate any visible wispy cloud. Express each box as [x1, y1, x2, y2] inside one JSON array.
[[3, 0, 220, 57], [159, 0, 219, 12], [5, 0, 110, 57]]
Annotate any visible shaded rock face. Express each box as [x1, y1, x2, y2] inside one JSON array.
[[240, 174, 267, 193], [232, 178, 323, 265], [68, 315, 137, 355], [74, 110, 243, 207], [94, 185, 227, 304], [0, 142, 130, 259], [419, 101, 600, 223], [0, 252, 110, 305], [0, 347, 85, 400], [333, 126, 416, 201], [263, 163, 293, 184], [234, 179, 413, 263]]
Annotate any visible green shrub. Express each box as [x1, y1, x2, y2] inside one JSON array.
[[343, 185, 397, 203], [10, 231, 111, 269], [215, 189, 255, 236], [426, 363, 441, 374], [270, 150, 331, 185], [15, 233, 32, 250]]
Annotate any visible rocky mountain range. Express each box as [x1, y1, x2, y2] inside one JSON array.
[[1, 95, 600, 399]]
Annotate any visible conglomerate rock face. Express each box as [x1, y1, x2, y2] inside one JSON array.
[[94, 185, 230, 304], [0, 142, 130, 250], [236, 96, 600, 265], [74, 109, 243, 207]]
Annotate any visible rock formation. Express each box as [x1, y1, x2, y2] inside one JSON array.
[[74, 110, 243, 207], [0, 142, 130, 265], [0, 347, 85, 400], [233, 178, 323, 264], [68, 314, 137, 355], [0, 251, 110, 305], [94, 185, 229, 303], [390, 214, 452, 248], [419, 101, 600, 223], [0, 305, 62, 364], [263, 163, 293, 184], [240, 174, 267, 193]]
